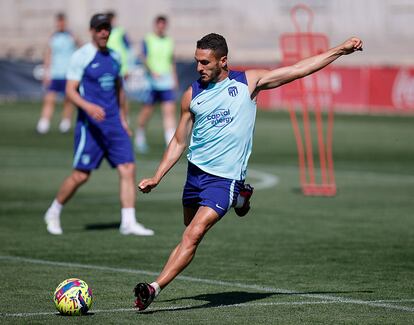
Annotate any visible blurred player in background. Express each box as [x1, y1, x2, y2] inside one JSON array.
[[106, 11, 133, 79], [43, 13, 153, 236], [36, 13, 79, 134], [106, 11, 134, 135], [135, 15, 178, 153], [133, 33, 363, 310]]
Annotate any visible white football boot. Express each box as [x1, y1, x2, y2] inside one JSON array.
[[44, 209, 63, 235], [36, 118, 50, 134], [120, 222, 154, 236], [58, 119, 71, 133]]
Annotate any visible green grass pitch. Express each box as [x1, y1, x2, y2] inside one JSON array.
[[0, 101, 413, 324]]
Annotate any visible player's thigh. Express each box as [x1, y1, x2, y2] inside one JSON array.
[[183, 206, 198, 226], [43, 91, 56, 104], [73, 123, 105, 170], [199, 179, 243, 218], [106, 127, 135, 167], [183, 206, 219, 244], [161, 100, 176, 117]]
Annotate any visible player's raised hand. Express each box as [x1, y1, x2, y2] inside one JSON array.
[[341, 37, 363, 55], [85, 103, 106, 121], [138, 178, 159, 193]]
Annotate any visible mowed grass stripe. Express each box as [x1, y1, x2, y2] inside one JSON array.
[[1, 255, 413, 313]]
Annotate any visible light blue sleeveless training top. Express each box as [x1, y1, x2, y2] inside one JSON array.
[[49, 31, 77, 79], [187, 70, 256, 181]]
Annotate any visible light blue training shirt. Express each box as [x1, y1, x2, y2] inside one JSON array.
[[49, 31, 77, 79], [188, 70, 257, 181]]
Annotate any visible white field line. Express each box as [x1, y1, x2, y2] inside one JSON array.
[[0, 255, 413, 314], [246, 169, 279, 190], [136, 160, 414, 182], [0, 168, 279, 208], [3, 163, 414, 207], [2, 299, 414, 318]]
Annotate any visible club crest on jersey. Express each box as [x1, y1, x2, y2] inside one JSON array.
[[228, 86, 238, 97], [99, 73, 115, 91]]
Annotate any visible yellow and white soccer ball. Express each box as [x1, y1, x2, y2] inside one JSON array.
[[53, 278, 93, 315]]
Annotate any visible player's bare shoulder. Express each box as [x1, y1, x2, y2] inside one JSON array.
[[181, 86, 193, 111], [246, 69, 270, 99]]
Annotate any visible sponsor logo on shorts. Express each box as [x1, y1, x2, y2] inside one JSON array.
[[81, 154, 90, 165], [215, 203, 226, 211], [207, 108, 233, 128]]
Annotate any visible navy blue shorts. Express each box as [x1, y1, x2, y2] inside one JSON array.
[[182, 162, 244, 218], [144, 89, 176, 105], [72, 118, 134, 171], [47, 79, 67, 94]]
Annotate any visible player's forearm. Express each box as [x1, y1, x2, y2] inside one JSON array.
[[292, 38, 363, 80], [153, 139, 186, 183], [258, 45, 342, 90], [256, 38, 361, 91], [66, 86, 93, 112], [292, 45, 342, 79], [152, 89, 192, 183]]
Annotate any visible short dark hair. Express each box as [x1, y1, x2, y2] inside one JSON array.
[[56, 12, 66, 20], [155, 15, 167, 24], [196, 33, 228, 58]]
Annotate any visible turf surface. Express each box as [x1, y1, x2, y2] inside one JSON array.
[[0, 101, 413, 324]]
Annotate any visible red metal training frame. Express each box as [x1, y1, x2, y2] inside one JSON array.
[[280, 4, 336, 196]]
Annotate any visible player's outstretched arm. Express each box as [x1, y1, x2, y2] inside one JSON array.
[[138, 87, 193, 193], [248, 37, 363, 98]]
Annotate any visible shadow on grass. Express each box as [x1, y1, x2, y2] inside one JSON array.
[[57, 312, 95, 316], [140, 289, 373, 314], [84, 222, 120, 231]]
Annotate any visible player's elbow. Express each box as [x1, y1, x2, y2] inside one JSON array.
[[65, 83, 78, 101], [289, 64, 309, 80]]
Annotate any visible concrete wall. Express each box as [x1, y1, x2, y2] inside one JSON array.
[[1, 0, 414, 65]]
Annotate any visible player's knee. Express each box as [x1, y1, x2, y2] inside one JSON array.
[[72, 170, 90, 184], [183, 224, 206, 246], [118, 163, 135, 178]]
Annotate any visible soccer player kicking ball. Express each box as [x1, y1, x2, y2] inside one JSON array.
[[134, 33, 363, 310]]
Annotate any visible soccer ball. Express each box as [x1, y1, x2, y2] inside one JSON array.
[[53, 278, 93, 315]]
